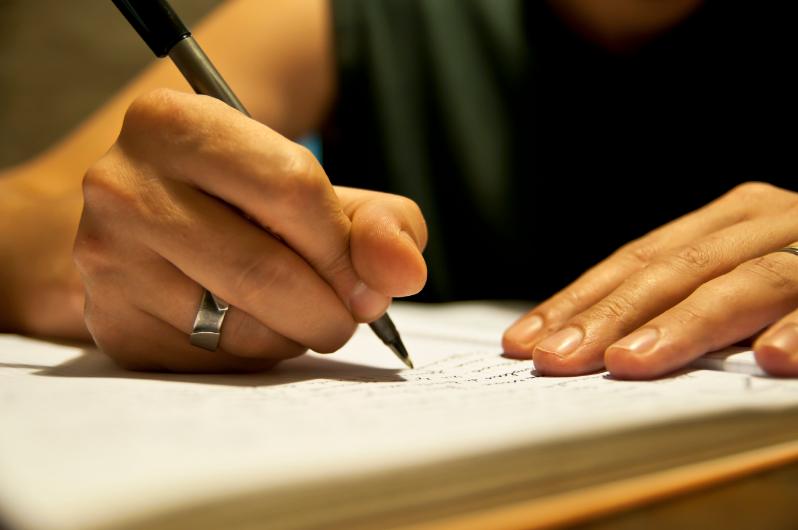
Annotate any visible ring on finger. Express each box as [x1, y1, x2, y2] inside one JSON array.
[[190, 289, 229, 351], [774, 246, 798, 257]]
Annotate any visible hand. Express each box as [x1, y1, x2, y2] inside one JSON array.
[[74, 89, 427, 372], [503, 182, 798, 378]]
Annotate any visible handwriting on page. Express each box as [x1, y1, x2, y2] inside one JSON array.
[[3, 325, 798, 530], [244, 350, 797, 425], [253, 352, 538, 412], [4, 304, 798, 530]]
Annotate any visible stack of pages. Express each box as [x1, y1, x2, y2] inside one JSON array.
[[1, 302, 797, 530]]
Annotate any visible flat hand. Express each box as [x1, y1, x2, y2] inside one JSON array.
[[503, 183, 798, 378], [75, 89, 427, 372]]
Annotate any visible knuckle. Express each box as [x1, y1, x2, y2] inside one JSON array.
[[718, 182, 795, 221], [726, 181, 778, 203], [617, 241, 658, 270], [740, 256, 794, 291], [121, 89, 196, 149], [81, 161, 116, 206], [532, 305, 558, 326], [661, 243, 714, 275], [277, 146, 326, 209], [83, 154, 177, 230], [283, 145, 319, 183], [318, 244, 353, 280], [82, 157, 139, 212], [669, 302, 710, 327], [124, 88, 183, 130], [593, 292, 637, 323], [561, 288, 587, 312], [72, 228, 112, 278]]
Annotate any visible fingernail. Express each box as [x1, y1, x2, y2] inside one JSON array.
[[507, 315, 544, 346], [760, 325, 798, 357], [534, 326, 584, 358], [610, 328, 661, 355], [348, 281, 390, 321]]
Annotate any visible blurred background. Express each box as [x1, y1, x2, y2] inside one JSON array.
[[0, 0, 221, 167]]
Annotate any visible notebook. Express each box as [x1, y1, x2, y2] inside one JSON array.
[[1, 301, 797, 530]]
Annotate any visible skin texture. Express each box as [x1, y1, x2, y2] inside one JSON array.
[[75, 89, 427, 372], [1, 0, 797, 377], [502, 183, 798, 378], [0, 0, 337, 341]]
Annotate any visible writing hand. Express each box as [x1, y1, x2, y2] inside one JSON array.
[[503, 183, 798, 378], [75, 89, 427, 372]]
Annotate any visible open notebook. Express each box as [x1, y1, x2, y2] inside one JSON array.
[[1, 302, 797, 530]]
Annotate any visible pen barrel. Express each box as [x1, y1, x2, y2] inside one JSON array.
[[112, 0, 189, 57], [369, 318, 399, 345], [168, 36, 250, 117]]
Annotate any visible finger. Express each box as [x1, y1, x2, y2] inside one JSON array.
[[502, 183, 797, 356], [529, 216, 798, 375], [85, 302, 278, 373], [76, 205, 304, 366], [336, 187, 428, 298], [80, 170, 357, 353], [754, 308, 798, 377], [121, 251, 306, 361], [604, 248, 798, 379], [119, 89, 380, 320]]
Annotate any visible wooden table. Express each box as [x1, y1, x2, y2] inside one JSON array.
[[411, 440, 798, 530]]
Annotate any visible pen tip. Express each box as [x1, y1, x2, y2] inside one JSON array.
[[389, 340, 414, 369]]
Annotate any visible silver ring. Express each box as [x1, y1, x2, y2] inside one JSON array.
[[775, 247, 798, 257], [190, 289, 229, 351]]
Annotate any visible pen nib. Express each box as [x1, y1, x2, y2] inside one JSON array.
[[369, 315, 414, 369], [389, 340, 414, 369]]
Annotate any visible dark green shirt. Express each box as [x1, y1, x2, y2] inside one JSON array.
[[324, 0, 798, 302]]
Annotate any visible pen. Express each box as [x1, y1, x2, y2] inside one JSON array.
[[111, 0, 413, 369]]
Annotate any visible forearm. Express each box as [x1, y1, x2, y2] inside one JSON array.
[[0, 0, 334, 340], [0, 167, 86, 338], [3, 0, 333, 185]]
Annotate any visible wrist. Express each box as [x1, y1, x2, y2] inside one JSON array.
[[0, 166, 90, 340]]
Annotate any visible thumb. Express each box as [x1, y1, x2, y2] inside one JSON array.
[[338, 187, 428, 303]]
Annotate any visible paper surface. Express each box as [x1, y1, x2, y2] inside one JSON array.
[[1, 301, 797, 530]]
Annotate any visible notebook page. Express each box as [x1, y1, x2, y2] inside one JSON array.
[[1, 302, 797, 530]]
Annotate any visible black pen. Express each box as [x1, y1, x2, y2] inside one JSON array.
[[111, 0, 413, 369]]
